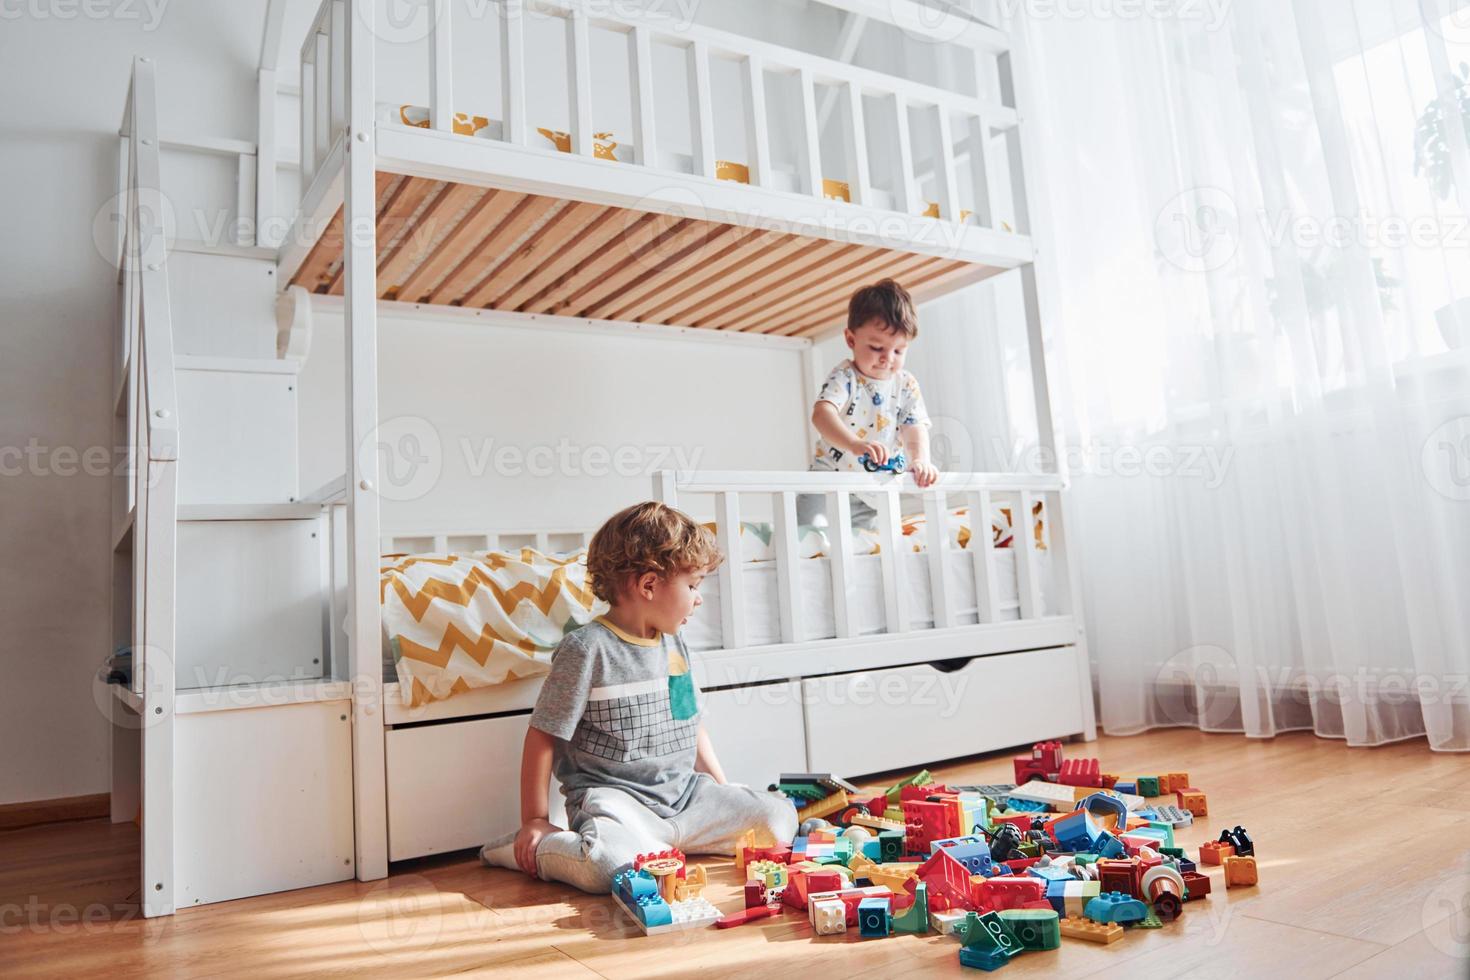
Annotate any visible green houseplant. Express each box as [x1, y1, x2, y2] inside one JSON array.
[[1415, 62, 1470, 201]]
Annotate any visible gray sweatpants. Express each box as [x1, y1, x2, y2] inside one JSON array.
[[535, 774, 797, 894]]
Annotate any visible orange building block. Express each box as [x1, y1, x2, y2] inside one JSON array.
[[1199, 840, 1234, 865], [1058, 915, 1123, 944], [1176, 788, 1208, 817], [1223, 855, 1258, 888]]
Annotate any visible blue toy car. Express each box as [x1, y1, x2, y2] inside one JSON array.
[[858, 452, 906, 474]]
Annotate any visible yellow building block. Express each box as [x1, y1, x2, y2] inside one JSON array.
[[1059, 916, 1123, 944]]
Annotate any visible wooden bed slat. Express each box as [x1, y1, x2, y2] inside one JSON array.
[[668, 235, 844, 327], [456, 200, 604, 308], [376, 181, 482, 299], [764, 252, 947, 335], [288, 171, 1009, 340], [440, 195, 564, 306], [394, 188, 522, 303], [573, 220, 742, 320], [606, 224, 780, 322], [722, 244, 932, 333]]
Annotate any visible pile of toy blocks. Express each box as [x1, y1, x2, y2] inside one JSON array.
[[736, 755, 1255, 967]]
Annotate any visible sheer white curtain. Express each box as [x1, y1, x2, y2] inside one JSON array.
[[924, 0, 1470, 750]]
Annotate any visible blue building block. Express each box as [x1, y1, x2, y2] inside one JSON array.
[[1027, 864, 1074, 883], [1049, 810, 1101, 853], [1084, 891, 1149, 925], [634, 894, 673, 928], [1076, 792, 1129, 834], [958, 945, 1011, 971], [861, 838, 882, 861], [612, 868, 658, 905], [932, 836, 996, 875], [858, 896, 892, 937], [1093, 832, 1127, 859], [1114, 781, 1137, 795]]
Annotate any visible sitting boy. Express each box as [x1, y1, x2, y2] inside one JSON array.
[[480, 501, 797, 892], [798, 278, 939, 530]]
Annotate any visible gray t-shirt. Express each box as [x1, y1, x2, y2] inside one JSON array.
[[529, 618, 703, 817]]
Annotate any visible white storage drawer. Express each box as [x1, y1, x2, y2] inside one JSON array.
[[699, 681, 808, 789], [802, 646, 1086, 778], [386, 713, 564, 862]]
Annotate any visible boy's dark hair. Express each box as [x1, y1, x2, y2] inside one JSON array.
[[847, 278, 918, 338], [585, 501, 723, 604]]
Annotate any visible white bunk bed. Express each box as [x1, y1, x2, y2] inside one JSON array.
[[108, 0, 1095, 919]]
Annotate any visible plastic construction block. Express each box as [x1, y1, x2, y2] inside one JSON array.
[[1046, 879, 1100, 919], [1181, 870, 1211, 901], [1058, 758, 1102, 788], [1223, 855, 1259, 888], [958, 945, 1010, 972], [1153, 804, 1194, 828], [974, 876, 1045, 913], [959, 910, 1024, 958], [885, 769, 934, 802], [1135, 776, 1161, 798], [1077, 792, 1130, 834], [1093, 832, 1127, 860], [1166, 772, 1190, 793], [1058, 915, 1123, 945], [857, 896, 892, 937], [1114, 781, 1137, 795], [1083, 891, 1150, 925], [1137, 907, 1164, 929], [1222, 826, 1256, 857], [915, 849, 977, 913], [998, 908, 1061, 951], [892, 882, 929, 934], [878, 829, 906, 863], [1176, 788, 1208, 818], [810, 896, 847, 936], [611, 887, 723, 935], [1047, 809, 1102, 854], [1199, 840, 1234, 865], [1013, 740, 1064, 785], [931, 908, 969, 935]]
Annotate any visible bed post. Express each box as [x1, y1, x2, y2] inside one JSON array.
[[344, 0, 389, 879], [1000, 20, 1097, 741]]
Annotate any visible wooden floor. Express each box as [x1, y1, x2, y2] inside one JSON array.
[[3, 729, 1467, 979]]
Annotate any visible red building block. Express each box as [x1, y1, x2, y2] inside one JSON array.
[[1013, 741, 1064, 784], [973, 876, 1045, 912], [1181, 870, 1212, 901], [744, 881, 767, 909], [909, 849, 975, 912], [1057, 758, 1102, 788], [1097, 858, 1143, 899], [902, 797, 962, 856]]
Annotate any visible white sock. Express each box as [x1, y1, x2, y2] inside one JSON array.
[[480, 832, 520, 871]]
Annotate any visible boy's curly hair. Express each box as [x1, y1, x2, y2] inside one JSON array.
[[585, 501, 723, 603], [848, 278, 918, 338]]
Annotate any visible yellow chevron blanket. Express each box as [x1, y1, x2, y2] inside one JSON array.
[[380, 548, 607, 706]]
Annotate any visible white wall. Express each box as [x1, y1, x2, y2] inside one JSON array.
[[297, 309, 810, 531], [0, 1, 269, 806]]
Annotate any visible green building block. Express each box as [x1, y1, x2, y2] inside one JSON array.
[[1145, 821, 1177, 848], [878, 830, 905, 863], [892, 882, 929, 933], [959, 911, 1023, 957], [998, 909, 1061, 951], [1137, 776, 1161, 797], [1138, 908, 1164, 929], [885, 769, 933, 802]]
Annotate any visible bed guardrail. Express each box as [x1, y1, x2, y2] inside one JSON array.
[[654, 468, 1072, 652], [293, 0, 1022, 233]]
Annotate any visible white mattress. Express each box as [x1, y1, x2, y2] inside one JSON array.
[[682, 548, 1050, 652]]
